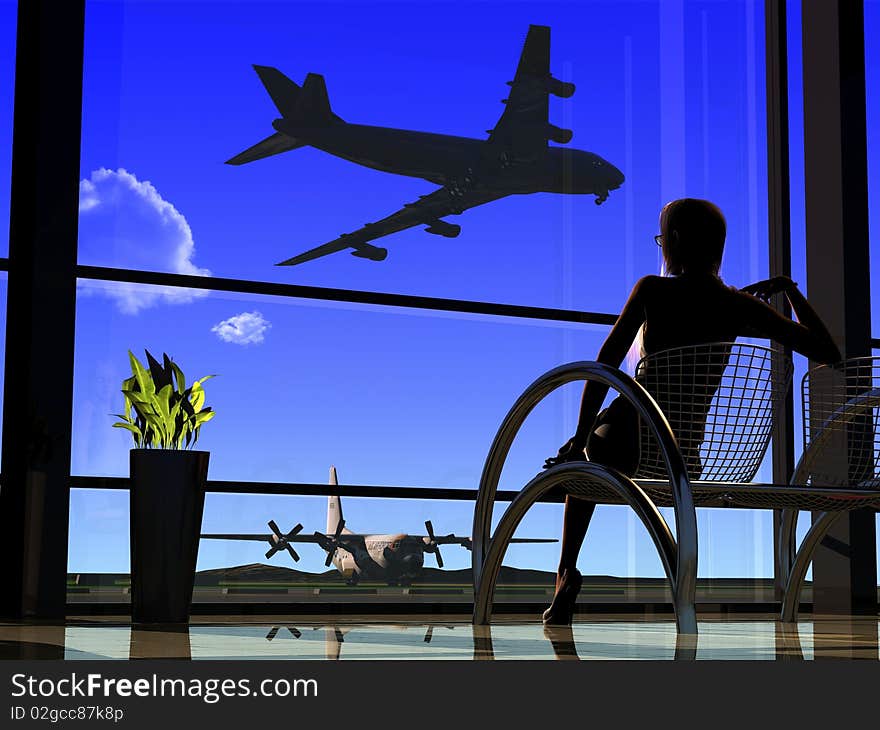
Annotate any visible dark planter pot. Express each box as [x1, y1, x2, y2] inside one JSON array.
[[129, 449, 209, 624]]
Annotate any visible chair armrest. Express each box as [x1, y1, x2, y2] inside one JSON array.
[[471, 360, 694, 580]]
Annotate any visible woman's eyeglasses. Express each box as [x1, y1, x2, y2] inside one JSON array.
[[654, 234, 663, 247]]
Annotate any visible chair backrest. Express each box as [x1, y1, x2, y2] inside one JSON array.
[[798, 356, 880, 488], [633, 342, 792, 482]]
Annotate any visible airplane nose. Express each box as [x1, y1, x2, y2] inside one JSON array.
[[609, 166, 625, 189]]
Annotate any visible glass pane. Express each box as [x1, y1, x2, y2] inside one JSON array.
[[68, 490, 779, 608], [72, 280, 608, 485], [868, 0, 880, 330], [0, 273, 6, 466], [0, 0, 16, 258], [71, 277, 787, 585], [79, 0, 767, 314]]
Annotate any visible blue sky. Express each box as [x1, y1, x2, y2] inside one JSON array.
[[0, 1, 878, 581]]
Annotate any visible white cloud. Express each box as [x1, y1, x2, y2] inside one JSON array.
[[211, 311, 271, 345], [77, 167, 211, 314]]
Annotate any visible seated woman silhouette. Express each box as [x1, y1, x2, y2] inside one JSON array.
[[541, 198, 841, 625]]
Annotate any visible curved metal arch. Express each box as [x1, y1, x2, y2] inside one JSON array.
[[471, 361, 697, 623], [781, 510, 845, 623], [775, 508, 799, 591], [774, 622, 805, 661], [471, 625, 495, 661], [473, 461, 697, 635]]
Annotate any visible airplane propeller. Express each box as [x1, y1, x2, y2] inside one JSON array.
[[424, 520, 444, 569], [265, 520, 303, 562], [266, 626, 302, 641], [424, 625, 455, 643], [318, 518, 346, 567]]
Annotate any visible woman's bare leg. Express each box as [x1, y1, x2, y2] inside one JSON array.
[[555, 496, 596, 590]]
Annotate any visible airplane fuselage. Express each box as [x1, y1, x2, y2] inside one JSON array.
[[272, 119, 622, 198], [330, 532, 427, 584]]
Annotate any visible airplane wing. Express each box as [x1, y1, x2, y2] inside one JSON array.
[[487, 24, 575, 160], [200, 532, 325, 544], [276, 186, 508, 266], [424, 535, 558, 549]]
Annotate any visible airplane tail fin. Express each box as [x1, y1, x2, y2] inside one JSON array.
[[298, 73, 335, 125], [327, 466, 344, 534], [226, 67, 340, 165], [254, 66, 339, 126]]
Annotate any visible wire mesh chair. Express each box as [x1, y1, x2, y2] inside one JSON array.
[[799, 357, 880, 489], [778, 356, 880, 620], [471, 342, 792, 635], [635, 342, 787, 484]]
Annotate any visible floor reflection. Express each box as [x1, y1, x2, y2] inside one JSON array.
[[1, 617, 879, 660], [129, 625, 192, 660]]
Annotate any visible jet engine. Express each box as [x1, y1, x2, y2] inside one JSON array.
[[350, 244, 388, 261], [546, 124, 573, 144], [546, 76, 576, 98], [424, 220, 462, 238]]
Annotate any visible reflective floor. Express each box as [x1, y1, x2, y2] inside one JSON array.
[[2, 615, 880, 660]]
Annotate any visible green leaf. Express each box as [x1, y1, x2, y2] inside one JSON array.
[[194, 410, 216, 426], [168, 400, 183, 442], [112, 421, 143, 447], [170, 361, 187, 395], [122, 388, 150, 404], [190, 382, 205, 413], [128, 351, 155, 398], [145, 350, 172, 392], [154, 385, 172, 418], [112, 422, 141, 434], [179, 391, 195, 418]]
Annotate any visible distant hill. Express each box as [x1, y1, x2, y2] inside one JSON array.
[[192, 563, 563, 586], [69, 566, 782, 590], [195, 563, 344, 585]]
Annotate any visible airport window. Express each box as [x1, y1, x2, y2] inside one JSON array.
[[78, 0, 768, 314], [68, 490, 778, 607], [72, 280, 609, 486], [867, 0, 880, 333], [783, 1, 879, 583], [864, 0, 880, 581], [0, 273, 6, 467], [63, 0, 795, 604], [0, 0, 16, 259]]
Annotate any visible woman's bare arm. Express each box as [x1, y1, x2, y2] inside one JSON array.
[[545, 277, 652, 466], [738, 276, 841, 363]]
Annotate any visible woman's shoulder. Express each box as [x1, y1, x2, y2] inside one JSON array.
[[632, 274, 665, 293]]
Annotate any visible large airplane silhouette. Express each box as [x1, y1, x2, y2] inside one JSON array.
[[227, 24, 625, 265]]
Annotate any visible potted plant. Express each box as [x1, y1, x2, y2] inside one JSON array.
[[113, 350, 216, 624]]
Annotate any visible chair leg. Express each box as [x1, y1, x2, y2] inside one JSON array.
[[775, 509, 799, 596], [673, 600, 698, 636], [473, 473, 560, 625], [674, 632, 698, 660], [781, 510, 845, 623], [473, 463, 690, 632]]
